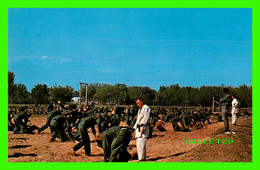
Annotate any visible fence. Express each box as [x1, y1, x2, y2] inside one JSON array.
[[8, 105, 48, 115]]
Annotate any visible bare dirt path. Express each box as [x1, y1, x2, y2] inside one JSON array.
[[8, 116, 252, 162]]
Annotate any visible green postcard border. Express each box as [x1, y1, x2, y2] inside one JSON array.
[[0, 0, 258, 169]]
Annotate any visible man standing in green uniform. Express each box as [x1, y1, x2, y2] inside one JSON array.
[[220, 88, 232, 134], [47, 101, 55, 112], [101, 124, 132, 162]]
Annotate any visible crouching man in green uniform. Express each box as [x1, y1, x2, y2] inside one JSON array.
[[49, 114, 72, 142], [36, 109, 61, 134], [13, 106, 31, 134], [100, 122, 132, 162], [70, 115, 100, 156]]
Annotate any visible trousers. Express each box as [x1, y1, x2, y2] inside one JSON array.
[[136, 137, 147, 160], [221, 106, 229, 132], [231, 113, 237, 125]]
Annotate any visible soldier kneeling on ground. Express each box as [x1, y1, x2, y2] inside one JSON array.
[[97, 121, 132, 162], [49, 114, 73, 142], [13, 106, 34, 134], [11, 107, 39, 134]]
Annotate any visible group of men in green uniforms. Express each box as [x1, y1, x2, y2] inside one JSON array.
[[150, 106, 213, 132], [35, 103, 137, 161], [9, 101, 218, 162], [8, 106, 39, 134]]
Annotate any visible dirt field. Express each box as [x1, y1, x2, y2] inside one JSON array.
[[8, 115, 252, 162]]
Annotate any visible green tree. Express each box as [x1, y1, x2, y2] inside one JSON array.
[[155, 86, 169, 106], [80, 83, 100, 102], [72, 90, 79, 97], [115, 84, 131, 105], [95, 84, 113, 104], [8, 71, 15, 103], [166, 84, 180, 106], [11, 84, 30, 104], [49, 85, 74, 104], [128, 86, 156, 105], [31, 84, 49, 105], [236, 85, 252, 107]]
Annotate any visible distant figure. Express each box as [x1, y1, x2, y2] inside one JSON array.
[[220, 88, 232, 134], [133, 97, 151, 162], [47, 101, 55, 112], [231, 95, 240, 126]]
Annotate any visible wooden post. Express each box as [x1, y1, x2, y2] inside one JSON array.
[[85, 84, 88, 106], [79, 83, 82, 106], [79, 82, 88, 107], [212, 97, 215, 112]]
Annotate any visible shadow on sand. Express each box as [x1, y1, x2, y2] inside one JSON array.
[[146, 152, 186, 161]]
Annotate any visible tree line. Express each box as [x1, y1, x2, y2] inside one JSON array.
[[8, 71, 252, 107]]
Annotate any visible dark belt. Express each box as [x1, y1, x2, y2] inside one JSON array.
[[137, 124, 145, 132]]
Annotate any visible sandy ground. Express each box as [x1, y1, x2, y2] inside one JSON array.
[[8, 115, 252, 162]]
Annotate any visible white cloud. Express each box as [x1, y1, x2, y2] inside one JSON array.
[[41, 56, 48, 59], [16, 54, 37, 59], [60, 58, 73, 63], [96, 68, 117, 73], [9, 54, 38, 62], [9, 54, 76, 64]]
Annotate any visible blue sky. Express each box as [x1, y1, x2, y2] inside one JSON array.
[[8, 8, 252, 91]]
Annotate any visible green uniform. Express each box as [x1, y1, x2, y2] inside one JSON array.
[[96, 114, 108, 133], [110, 113, 120, 127], [169, 112, 184, 131], [73, 116, 98, 155], [50, 115, 71, 142], [47, 103, 54, 112], [38, 110, 61, 133], [182, 111, 191, 128], [220, 93, 232, 132], [13, 111, 31, 134], [191, 111, 200, 125], [101, 126, 132, 162], [65, 109, 82, 128], [150, 112, 160, 126], [127, 107, 137, 128], [124, 113, 133, 128]]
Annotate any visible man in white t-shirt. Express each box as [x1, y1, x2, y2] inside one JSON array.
[[133, 98, 151, 162], [231, 95, 240, 126]]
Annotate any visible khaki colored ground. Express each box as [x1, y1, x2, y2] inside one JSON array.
[[8, 115, 252, 162]]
